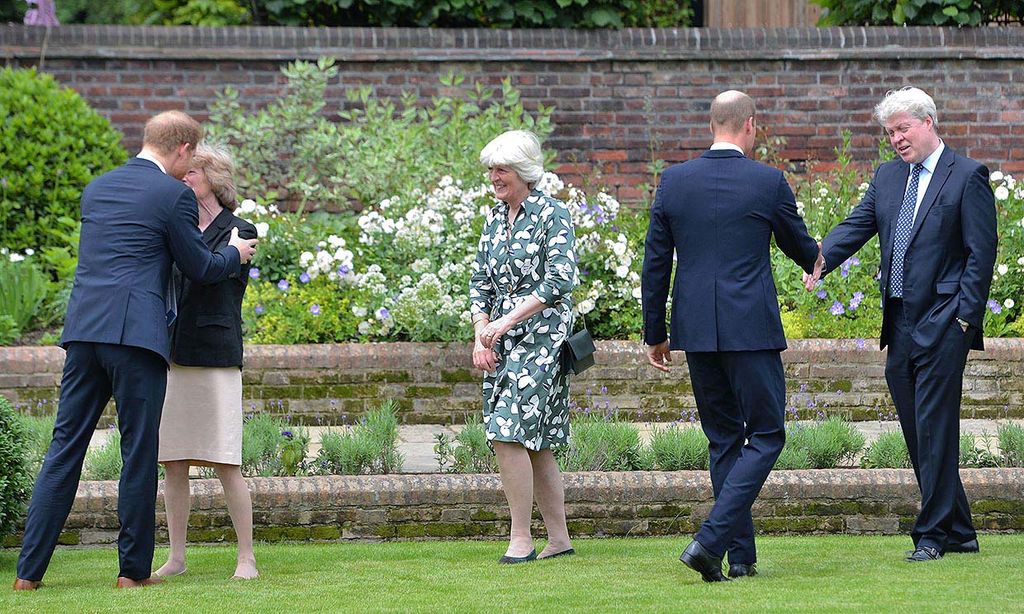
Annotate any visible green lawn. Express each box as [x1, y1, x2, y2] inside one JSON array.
[[2, 535, 1022, 613]]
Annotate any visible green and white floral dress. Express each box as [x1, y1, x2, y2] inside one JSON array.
[[470, 189, 578, 451]]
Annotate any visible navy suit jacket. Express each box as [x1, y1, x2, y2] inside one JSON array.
[[821, 146, 997, 351], [61, 158, 241, 363], [642, 149, 819, 352]]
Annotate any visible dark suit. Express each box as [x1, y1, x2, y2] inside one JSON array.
[[642, 148, 819, 564], [821, 144, 997, 552], [170, 208, 256, 368], [17, 158, 241, 582]]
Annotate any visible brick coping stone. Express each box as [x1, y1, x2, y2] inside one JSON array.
[[3, 24, 1024, 62]]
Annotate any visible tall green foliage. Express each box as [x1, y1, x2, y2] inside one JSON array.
[[0, 68, 127, 256], [814, 0, 1024, 26], [207, 59, 553, 211], [0, 397, 33, 541]]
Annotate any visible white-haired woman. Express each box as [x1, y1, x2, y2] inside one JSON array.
[[154, 144, 259, 580], [470, 130, 578, 563]]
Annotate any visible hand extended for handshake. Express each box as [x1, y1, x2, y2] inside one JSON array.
[[803, 242, 825, 292], [228, 226, 259, 264]]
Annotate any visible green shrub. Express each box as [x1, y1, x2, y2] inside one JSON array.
[[18, 413, 56, 478], [860, 430, 911, 469], [241, 413, 310, 477], [315, 400, 403, 475], [997, 423, 1024, 467], [814, 0, 1023, 26], [83, 429, 123, 481], [0, 256, 50, 339], [0, 396, 33, 541], [648, 424, 709, 471], [207, 61, 553, 211], [0, 67, 126, 258], [434, 418, 498, 474], [557, 414, 644, 472], [775, 418, 864, 470], [959, 433, 1000, 468]]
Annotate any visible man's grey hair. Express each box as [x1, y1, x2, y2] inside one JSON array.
[[873, 87, 938, 128], [479, 130, 544, 186]]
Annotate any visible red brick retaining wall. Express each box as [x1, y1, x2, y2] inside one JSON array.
[[2, 340, 1022, 423], [3, 25, 1023, 202], [2, 469, 1021, 547]]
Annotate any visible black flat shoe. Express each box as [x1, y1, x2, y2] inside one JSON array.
[[499, 549, 537, 565], [945, 539, 980, 554], [538, 548, 575, 560], [728, 563, 757, 578], [679, 540, 730, 582], [906, 546, 943, 562]]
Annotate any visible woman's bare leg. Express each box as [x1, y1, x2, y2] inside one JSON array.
[[155, 461, 190, 576], [528, 449, 573, 557], [212, 463, 258, 579], [493, 442, 536, 557]]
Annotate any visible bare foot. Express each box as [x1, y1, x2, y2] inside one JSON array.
[[115, 576, 165, 588], [538, 542, 574, 559], [503, 539, 536, 558], [154, 560, 187, 577], [232, 557, 259, 580]]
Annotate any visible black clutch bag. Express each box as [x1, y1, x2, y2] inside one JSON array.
[[563, 316, 596, 375]]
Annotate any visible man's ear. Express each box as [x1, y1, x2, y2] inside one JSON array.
[[746, 116, 756, 135]]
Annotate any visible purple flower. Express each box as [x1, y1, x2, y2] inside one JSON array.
[[249, 267, 260, 279], [829, 300, 845, 316], [310, 303, 321, 316], [816, 288, 827, 300], [254, 304, 264, 315], [281, 430, 293, 439], [277, 279, 290, 291], [300, 272, 311, 284], [987, 299, 1002, 314], [377, 307, 390, 320], [855, 338, 866, 349], [338, 264, 351, 276], [849, 291, 864, 311]]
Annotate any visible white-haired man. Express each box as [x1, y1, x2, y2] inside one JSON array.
[[806, 87, 997, 562]]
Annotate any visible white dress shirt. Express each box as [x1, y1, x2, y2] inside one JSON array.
[[136, 151, 167, 174], [905, 140, 945, 223], [710, 141, 745, 154]]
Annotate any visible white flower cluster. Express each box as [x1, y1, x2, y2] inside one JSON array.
[[1, 247, 33, 263], [299, 234, 354, 281], [237, 198, 278, 238], [990, 170, 1021, 202], [564, 186, 621, 232], [535, 172, 565, 197]]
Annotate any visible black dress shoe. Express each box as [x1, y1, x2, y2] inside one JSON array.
[[679, 540, 730, 582], [499, 549, 537, 564], [906, 546, 943, 562], [945, 539, 980, 554], [728, 563, 757, 578]]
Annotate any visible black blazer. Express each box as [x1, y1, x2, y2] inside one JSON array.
[[170, 207, 257, 367], [61, 158, 241, 363], [642, 149, 819, 352], [822, 145, 997, 351]]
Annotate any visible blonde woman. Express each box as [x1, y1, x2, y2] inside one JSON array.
[[155, 145, 259, 580]]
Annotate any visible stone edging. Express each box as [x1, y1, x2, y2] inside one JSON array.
[[5, 468, 1020, 547]]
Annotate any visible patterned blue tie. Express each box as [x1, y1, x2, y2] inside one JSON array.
[[888, 163, 924, 298]]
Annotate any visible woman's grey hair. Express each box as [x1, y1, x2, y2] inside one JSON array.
[[479, 130, 544, 186], [873, 87, 938, 129], [191, 143, 239, 211]]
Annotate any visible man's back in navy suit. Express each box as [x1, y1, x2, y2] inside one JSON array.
[[641, 91, 820, 582], [16, 111, 256, 589]]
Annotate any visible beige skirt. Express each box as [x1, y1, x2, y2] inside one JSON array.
[[158, 363, 243, 466]]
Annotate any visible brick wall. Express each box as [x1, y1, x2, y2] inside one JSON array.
[[2, 25, 1023, 202], [3, 340, 1022, 424], [3, 469, 1021, 547]]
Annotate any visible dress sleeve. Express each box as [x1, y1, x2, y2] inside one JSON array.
[[531, 200, 578, 306], [470, 215, 496, 318]]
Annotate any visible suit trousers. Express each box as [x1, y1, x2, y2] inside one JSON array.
[[17, 342, 167, 582], [885, 299, 977, 551], [686, 349, 786, 564]]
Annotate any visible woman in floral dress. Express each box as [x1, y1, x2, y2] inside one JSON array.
[[470, 130, 578, 563]]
